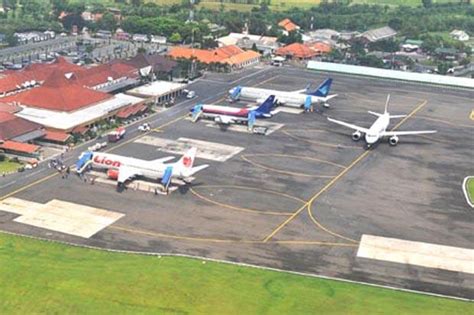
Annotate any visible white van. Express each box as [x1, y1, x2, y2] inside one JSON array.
[[186, 91, 196, 99]]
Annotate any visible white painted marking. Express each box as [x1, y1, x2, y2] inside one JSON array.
[[271, 107, 304, 115], [204, 121, 284, 135], [0, 198, 124, 238], [357, 235, 474, 274], [135, 136, 244, 162]]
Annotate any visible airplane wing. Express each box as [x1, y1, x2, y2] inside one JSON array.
[[382, 130, 437, 137], [151, 156, 175, 164], [117, 166, 141, 184], [327, 117, 370, 133]]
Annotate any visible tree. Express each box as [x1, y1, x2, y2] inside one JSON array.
[[4, 32, 18, 47], [169, 32, 182, 43], [278, 31, 302, 45], [96, 12, 117, 31], [422, 0, 432, 8], [437, 62, 451, 75]]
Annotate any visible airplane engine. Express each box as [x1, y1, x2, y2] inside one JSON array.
[[107, 169, 119, 180], [389, 136, 399, 146], [352, 131, 362, 141], [257, 98, 266, 104], [323, 102, 330, 108]]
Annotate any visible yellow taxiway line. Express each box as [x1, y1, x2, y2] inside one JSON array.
[[263, 100, 428, 243]]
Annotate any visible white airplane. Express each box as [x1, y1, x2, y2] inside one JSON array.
[[75, 147, 209, 189], [327, 95, 437, 148], [229, 78, 337, 109]]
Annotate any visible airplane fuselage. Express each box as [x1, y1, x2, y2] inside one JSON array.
[[365, 114, 390, 144], [91, 152, 166, 179], [200, 104, 252, 118], [235, 87, 325, 108]]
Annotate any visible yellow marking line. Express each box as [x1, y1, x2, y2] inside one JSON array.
[[189, 186, 297, 216], [241, 155, 339, 179], [0, 172, 58, 202], [281, 130, 361, 149], [263, 151, 369, 243], [110, 225, 356, 247], [414, 115, 474, 129], [108, 114, 188, 153], [263, 100, 428, 243], [243, 153, 347, 169], [470, 110, 474, 121], [307, 203, 359, 244], [0, 114, 189, 202]]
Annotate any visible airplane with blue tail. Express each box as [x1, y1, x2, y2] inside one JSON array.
[[190, 95, 276, 131], [75, 147, 208, 191], [228, 78, 337, 109]]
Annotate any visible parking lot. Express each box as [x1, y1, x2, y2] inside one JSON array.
[[0, 67, 473, 299]]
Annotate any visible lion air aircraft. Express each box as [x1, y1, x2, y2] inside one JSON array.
[[76, 147, 208, 189]]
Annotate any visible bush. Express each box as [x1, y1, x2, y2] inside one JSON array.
[[0, 154, 5, 162]]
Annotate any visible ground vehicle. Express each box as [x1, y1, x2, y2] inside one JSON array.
[[107, 127, 126, 143], [138, 123, 151, 132], [186, 91, 196, 99]]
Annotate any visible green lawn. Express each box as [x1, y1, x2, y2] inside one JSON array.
[[0, 160, 21, 173], [0, 233, 471, 314], [350, 0, 465, 6], [466, 177, 474, 205]]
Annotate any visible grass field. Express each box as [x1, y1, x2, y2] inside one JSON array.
[[345, 0, 463, 6], [0, 160, 21, 173], [466, 177, 474, 205], [0, 233, 471, 314]]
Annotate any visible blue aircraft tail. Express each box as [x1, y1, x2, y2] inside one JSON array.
[[307, 78, 332, 97], [255, 95, 275, 114], [229, 86, 242, 100]]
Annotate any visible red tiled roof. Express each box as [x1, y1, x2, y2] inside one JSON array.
[[72, 125, 89, 134], [116, 103, 146, 119], [308, 42, 332, 54], [0, 112, 43, 141], [42, 130, 71, 143], [278, 18, 299, 32], [276, 43, 317, 59], [168, 45, 260, 65], [2, 69, 113, 112], [0, 140, 40, 154], [0, 57, 83, 95]]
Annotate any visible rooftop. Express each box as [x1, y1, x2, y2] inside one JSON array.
[[278, 18, 300, 33], [15, 93, 145, 131], [361, 26, 397, 42], [0, 112, 43, 141], [0, 140, 40, 154], [168, 45, 261, 65], [127, 81, 186, 97], [3, 70, 113, 112], [276, 43, 318, 59]]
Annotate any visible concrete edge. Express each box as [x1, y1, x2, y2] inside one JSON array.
[[0, 229, 472, 303], [462, 176, 474, 208], [306, 68, 474, 92]]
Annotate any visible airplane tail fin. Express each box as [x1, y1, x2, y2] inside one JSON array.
[[177, 147, 209, 177], [307, 78, 332, 97], [384, 94, 390, 114], [255, 95, 275, 114], [229, 86, 242, 100], [178, 147, 197, 171]]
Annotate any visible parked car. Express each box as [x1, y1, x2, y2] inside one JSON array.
[[138, 123, 151, 132]]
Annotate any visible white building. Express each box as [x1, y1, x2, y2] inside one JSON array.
[[450, 30, 470, 42]]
